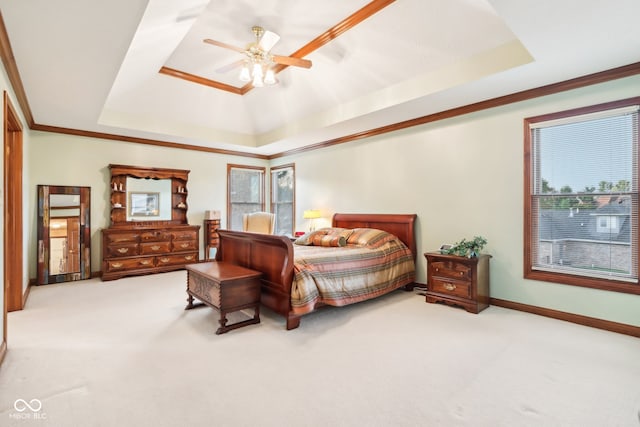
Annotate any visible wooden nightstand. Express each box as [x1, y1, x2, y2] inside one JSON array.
[[424, 252, 491, 314]]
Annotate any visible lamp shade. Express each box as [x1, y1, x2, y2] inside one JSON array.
[[303, 209, 321, 219]]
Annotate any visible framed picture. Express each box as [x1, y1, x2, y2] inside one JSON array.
[[129, 192, 160, 217]]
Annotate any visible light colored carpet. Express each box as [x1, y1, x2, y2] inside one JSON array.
[[1, 270, 639, 427]]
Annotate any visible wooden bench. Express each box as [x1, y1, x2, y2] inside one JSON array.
[[185, 262, 262, 334]]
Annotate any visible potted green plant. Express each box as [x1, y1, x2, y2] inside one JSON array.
[[444, 236, 487, 258]]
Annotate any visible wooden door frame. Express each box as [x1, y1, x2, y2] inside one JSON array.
[[4, 91, 23, 324]]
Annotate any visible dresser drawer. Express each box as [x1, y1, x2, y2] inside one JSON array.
[[430, 277, 471, 299], [157, 252, 198, 266], [172, 230, 198, 241], [172, 240, 197, 252], [431, 261, 472, 281], [140, 241, 172, 255], [140, 231, 172, 242], [106, 257, 155, 272], [105, 232, 139, 244], [106, 243, 139, 258]]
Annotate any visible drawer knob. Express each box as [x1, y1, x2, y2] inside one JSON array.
[[443, 283, 456, 291], [180, 243, 189, 248], [159, 257, 170, 263], [435, 268, 439, 272], [460, 271, 463, 275], [151, 245, 161, 251], [112, 262, 123, 268], [185, 255, 194, 261], [117, 248, 129, 254]]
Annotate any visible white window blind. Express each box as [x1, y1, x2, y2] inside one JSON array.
[[271, 166, 295, 236], [228, 166, 264, 231], [530, 105, 639, 281]]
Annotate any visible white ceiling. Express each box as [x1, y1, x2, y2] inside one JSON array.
[[1, 0, 639, 157]]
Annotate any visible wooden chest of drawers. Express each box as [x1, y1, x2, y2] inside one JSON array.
[[204, 219, 221, 261], [101, 225, 200, 281], [424, 252, 491, 313]]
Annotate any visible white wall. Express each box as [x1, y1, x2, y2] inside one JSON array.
[[274, 75, 640, 327]]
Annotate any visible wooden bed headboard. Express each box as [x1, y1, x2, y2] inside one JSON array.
[[332, 213, 417, 259]]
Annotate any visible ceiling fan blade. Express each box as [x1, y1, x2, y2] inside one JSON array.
[[216, 59, 245, 74], [203, 38, 245, 54], [259, 30, 280, 52], [272, 55, 312, 69]]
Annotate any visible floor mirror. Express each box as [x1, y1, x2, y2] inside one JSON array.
[[37, 185, 91, 284]]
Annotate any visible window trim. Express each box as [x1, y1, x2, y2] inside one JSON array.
[[269, 163, 296, 236], [226, 163, 266, 230], [524, 96, 640, 295]]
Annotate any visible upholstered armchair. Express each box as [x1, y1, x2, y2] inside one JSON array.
[[242, 212, 275, 234]]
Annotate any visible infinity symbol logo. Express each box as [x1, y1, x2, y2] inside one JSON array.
[[14, 398, 42, 412]]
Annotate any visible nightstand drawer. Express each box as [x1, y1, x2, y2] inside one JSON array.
[[430, 277, 471, 299], [431, 261, 472, 280]]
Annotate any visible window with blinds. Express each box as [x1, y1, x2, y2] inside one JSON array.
[[270, 164, 295, 236], [227, 164, 265, 230], [524, 98, 640, 294]]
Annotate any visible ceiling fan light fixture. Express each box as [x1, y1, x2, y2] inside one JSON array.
[[264, 68, 276, 85], [206, 25, 312, 88], [238, 63, 251, 82], [252, 63, 264, 87]]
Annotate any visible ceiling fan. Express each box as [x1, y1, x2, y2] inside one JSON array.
[[203, 25, 312, 87]]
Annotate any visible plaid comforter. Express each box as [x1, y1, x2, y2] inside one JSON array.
[[290, 238, 415, 314]]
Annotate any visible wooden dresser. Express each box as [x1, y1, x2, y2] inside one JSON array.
[[203, 219, 221, 261], [102, 225, 199, 281], [424, 252, 491, 313], [101, 164, 199, 281]]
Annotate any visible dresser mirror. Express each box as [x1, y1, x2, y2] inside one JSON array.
[[125, 177, 171, 221], [37, 185, 91, 284], [109, 164, 190, 227]]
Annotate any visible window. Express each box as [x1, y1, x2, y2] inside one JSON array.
[[270, 164, 295, 236], [227, 164, 265, 230], [596, 215, 620, 234], [524, 97, 640, 294]]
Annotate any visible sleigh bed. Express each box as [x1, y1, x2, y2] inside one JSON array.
[[215, 213, 417, 330]]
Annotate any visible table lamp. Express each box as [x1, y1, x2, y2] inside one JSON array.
[[303, 209, 321, 231]]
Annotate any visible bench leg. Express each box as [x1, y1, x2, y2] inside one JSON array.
[[185, 292, 195, 309]]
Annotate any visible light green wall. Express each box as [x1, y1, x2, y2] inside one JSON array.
[[22, 74, 640, 328], [274, 75, 640, 327], [27, 134, 267, 280]]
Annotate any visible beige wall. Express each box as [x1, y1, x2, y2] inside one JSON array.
[[23, 74, 640, 328]]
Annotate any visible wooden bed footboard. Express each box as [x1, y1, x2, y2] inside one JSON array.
[[215, 230, 295, 320]]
